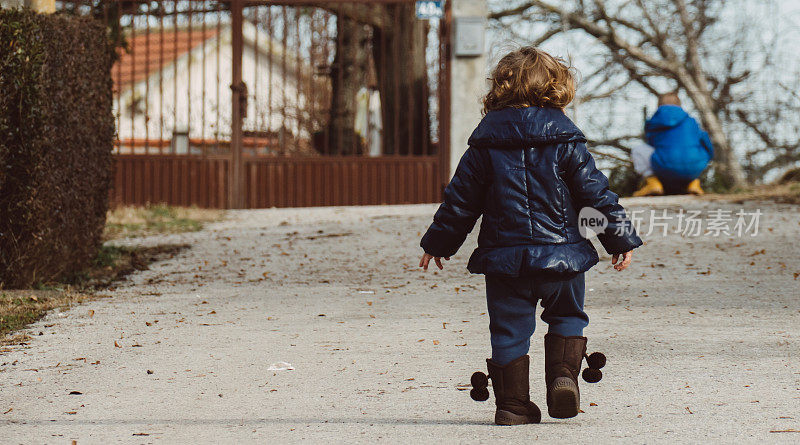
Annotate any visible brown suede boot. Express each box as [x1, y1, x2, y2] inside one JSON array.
[[486, 355, 542, 425], [544, 333, 587, 419]]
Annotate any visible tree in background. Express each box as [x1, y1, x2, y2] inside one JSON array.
[[490, 0, 800, 188], [327, 14, 370, 155], [327, 3, 430, 156]]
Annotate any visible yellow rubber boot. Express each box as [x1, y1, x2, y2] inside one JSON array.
[[633, 176, 664, 197], [686, 179, 704, 195]]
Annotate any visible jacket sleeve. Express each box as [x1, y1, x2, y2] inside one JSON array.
[[420, 148, 488, 257], [700, 130, 714, 158], [562, 142, 643, 255]]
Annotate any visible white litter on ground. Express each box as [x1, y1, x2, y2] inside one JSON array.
[[267, 362, 294, 371]]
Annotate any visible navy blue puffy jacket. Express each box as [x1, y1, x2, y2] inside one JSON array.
[[420, 107, 642, 276]]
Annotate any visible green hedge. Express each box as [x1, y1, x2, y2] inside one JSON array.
[[0, 9, 114, 288]]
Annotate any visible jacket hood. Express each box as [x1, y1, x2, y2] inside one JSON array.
[[468, 107, 586, 149], [645, 105, 689, 131]]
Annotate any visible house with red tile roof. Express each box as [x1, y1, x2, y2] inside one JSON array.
[[113, 21, 318, 156]]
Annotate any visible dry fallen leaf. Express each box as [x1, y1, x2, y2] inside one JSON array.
[[432, 340, 440, 345]]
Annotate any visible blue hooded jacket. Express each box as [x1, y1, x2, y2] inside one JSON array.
[[646, 105, 714, 183], [420, 107, 642, 277]]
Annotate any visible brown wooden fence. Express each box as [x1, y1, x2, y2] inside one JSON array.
[[243, 156, 440, 208], [112, 155, 230, 208], [111, 155, 441, 208]]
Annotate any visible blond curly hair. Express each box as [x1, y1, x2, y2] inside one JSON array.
[[483, 47, 576, 114]]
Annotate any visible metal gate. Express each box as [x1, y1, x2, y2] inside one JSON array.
[[59, 0, 451, 208]]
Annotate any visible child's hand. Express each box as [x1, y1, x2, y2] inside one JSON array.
[[612, 250, 633, 271], [419, 253, 449, 271]]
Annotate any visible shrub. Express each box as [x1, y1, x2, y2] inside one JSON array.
[[607, 163, 640, 197], [0, 9, 114, 288]]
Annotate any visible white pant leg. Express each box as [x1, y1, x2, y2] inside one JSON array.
[[631, 142, 655, 177]]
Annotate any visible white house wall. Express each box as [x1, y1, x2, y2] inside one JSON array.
[[115, 24, 308, 152]]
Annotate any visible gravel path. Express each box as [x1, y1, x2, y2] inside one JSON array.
[[1, 196, 799, 443]]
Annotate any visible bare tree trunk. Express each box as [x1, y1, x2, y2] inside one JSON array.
[[327, 16, 369, 155], [693, 97, 746, 187], [672, 0, 747, 188], [373, 4, 429, 155], [326, 4, 430, 156]]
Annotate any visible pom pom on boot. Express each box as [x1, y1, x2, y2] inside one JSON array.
[[470, 371, 490, 401], [581, 351, 606, 383]]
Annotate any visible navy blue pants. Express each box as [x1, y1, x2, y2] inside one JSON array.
[[486, 273, 589, 365]]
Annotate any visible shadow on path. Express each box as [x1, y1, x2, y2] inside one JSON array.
[[1, 417, 570, 427]]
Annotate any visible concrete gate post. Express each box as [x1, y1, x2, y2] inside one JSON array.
[[448, 0, 488, 179]]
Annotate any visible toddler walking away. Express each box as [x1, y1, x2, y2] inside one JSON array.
[[418, 47, 642, 425]]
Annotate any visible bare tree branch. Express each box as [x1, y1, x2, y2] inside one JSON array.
[[588, 135, 640, 154], [489, 2, 538, 20], [532, 27, 562, 46], [589, 149, 634, 165], [526, 0, 683, 76], [673, 0, 704, 83], [735, 110, 799, 153]]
